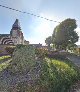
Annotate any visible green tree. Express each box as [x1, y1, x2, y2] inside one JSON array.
[[52, 18, 79, 50], [45, 36, 52, 49]]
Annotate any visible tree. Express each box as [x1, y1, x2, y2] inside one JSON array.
[[45, 36, 52, 49], [52, 18, 79, 50]]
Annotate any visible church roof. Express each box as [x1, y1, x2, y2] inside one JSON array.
[[0, 34, 10, 36], [12, 19, 21, 30], [0, 34, 10, 39]]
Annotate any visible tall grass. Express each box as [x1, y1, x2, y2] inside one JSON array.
[[40, 58, 80, 92]]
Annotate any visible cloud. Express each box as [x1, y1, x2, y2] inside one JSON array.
[[27, 13, 80, 45], [27, 13, 59, 45]]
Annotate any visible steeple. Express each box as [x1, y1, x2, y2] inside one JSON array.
[[12, 19, 21, 30]]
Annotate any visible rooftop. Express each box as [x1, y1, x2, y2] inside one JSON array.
[[12, 19, 21, 30]]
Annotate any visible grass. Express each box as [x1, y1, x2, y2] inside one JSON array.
[[0, 55, 11, 61], [0, 59, 12, 71], [40, 58, 80, 92], [0, 54, 79, 92], [0, 55, 12, 72]]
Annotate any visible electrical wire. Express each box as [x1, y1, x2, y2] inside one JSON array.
[[0, 4, 61, 23]]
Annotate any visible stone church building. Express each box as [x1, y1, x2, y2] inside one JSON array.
[[0, 19, 29, 55], [0, 19, 29, 45]]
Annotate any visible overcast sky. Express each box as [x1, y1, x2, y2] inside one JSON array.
[[0, 0, 80, 45]]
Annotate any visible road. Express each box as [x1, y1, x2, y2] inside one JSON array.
[[67, 55, 80, 92], [67, 55, 80, 67]]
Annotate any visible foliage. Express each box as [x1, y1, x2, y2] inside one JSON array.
[[6, 45, 47, 92], [10, 44, 36, 73], [0, 55, 11, 61], [52, 18, 79, 50], [35, 48, 48, 59], [0, 59, 12, 71], [45, 36, 52, 48], [46, 51, 67, 60], [40, 58, 80, 92], [0, 45, 80, 92], [0, 55, 11, 71], [0, 50, 3, 54], [5, 46, 15, 56]]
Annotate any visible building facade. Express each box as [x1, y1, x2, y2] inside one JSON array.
[[0, 19, 27, 45]]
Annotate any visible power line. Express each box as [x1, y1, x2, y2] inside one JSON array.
[[0, 4, 60, 23]]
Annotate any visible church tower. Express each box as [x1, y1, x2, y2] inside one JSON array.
[[10, 19, 24, 45]]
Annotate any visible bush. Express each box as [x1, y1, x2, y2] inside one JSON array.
[[40, 58, 80, 92], [5, 46, 15, 57], [0, 45, 80, 92], [46, 52, 67, 60], [35, 48, 48, 59], [10, 44, 36, 73], [7, 45, 47, 92]]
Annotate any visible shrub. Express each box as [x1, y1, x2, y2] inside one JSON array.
[[5, 46, 15, 57], [40, 58, 80, 92], [7, 45, 47, 92], [0, 50, 3, 54], [46, 50, 67, 60], [1, 45, 79, 92], [35, 48, 48, 59], [10, 44, 36, 73]]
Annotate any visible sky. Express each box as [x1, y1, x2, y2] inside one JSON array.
[[0, 0, 80, 45]]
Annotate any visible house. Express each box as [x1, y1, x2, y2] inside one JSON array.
[[0, 19, 29, 55]]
